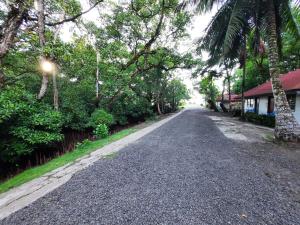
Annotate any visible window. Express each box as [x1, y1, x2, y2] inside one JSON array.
[[249, 99, 254, 107], [246, 99, 254, 108], [287, 94, 296, 111], [268, 97, 274, 113]]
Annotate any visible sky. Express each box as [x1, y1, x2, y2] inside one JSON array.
[[61, 0, 223, 104]]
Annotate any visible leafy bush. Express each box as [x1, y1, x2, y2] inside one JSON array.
[[93, 124, 109, 139], [0, 87, 63, 163], [89, 109, 114, 128], [60, 80, 96, 130], [244, 112, 275, 127]]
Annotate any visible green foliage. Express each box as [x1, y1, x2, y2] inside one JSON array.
[[94, 124, 109, 139], [89, 109, 114, 128], [0, 87, 63, 163], [244, 112, 275, 128], [0, 0, 193, 175], [164, 79, 190, 111], [232, 60, 269, 94], [199, 76, 219, 104]]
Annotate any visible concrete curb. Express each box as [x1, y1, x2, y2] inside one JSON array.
[[0, 110, 184, 220]]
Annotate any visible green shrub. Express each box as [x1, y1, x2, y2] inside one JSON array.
[[0, 87, 63, 163], [93, 124, 109, 139], [244, 112, 275, 127], [89, 109, 114, 128]]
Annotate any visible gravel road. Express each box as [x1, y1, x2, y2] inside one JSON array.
[[1, 109, 300, 225]]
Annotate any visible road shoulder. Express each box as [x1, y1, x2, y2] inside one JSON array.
[[0, 110, 183, 220]]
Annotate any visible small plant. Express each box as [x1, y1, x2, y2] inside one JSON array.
[[93, 124, 109, 139], [75, 139, 91, 148]]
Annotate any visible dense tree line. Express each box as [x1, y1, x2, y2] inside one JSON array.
[[0, 0, 192, 176]]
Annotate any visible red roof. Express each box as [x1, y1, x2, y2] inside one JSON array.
[[244, 69, 300, 97], [216, 93, 240, 102]]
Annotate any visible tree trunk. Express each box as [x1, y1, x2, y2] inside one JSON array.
[[241, 35, 247, 120], [220, 78, 228, 112], [157, 101, 162, 115], [266, 0, 300, 141], [226, 69, 231, 111], [36, 0, 49, 100], [0, 1, 30, 59], [0, 1, 31, 87], [241, 61, 246, 119], [96, 51, 100, 101], [222, 78, 225, 102], [52, 71, 59, 110], [37, 75, 48, 99]]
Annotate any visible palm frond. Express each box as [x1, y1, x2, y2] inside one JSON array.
[[280, 1, 300, 38], [223, 0, 251, 53]]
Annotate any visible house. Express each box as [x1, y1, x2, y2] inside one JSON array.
[[216, 93, 240, 110], [243, 69, 300, 123]]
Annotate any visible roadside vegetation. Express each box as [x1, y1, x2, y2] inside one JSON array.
[[0, 128, 136, 193], [0, 1, 191, 182]]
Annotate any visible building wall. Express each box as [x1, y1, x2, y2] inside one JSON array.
[[244, 95, 300, 124], [293, 95, 300, 124], [244, 99, 255, 112], [258, 97, 268, 114]]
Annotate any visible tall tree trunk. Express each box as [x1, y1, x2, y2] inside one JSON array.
[[241, 61, 246, 119], [96, 51, 100, 101], [266, 0, 300, 141], [241, 35, 247, 120], [37, 0, 49, 99], [222, 78, 226, 102], [226, 69, 231, 111], [52, 71, 58, 110], [220, 77, 228, 112], [157, 101, 162, 115], [0, 1, 31, 87]]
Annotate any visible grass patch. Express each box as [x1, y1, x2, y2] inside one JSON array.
[[0, 128, 137, 194]]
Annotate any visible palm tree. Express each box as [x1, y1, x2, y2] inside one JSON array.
[[189, 0, 300, 141]]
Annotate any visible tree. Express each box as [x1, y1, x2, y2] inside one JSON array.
[[0, 0, 104, 89], [0, 0, 194, 176], [199, 74, 219, 111], [188, 0, 300, 141]]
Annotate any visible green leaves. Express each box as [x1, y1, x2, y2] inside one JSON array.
[[89, 109, 114, 128], [0, 86, 63, 163], [93, 124, 109, 139]]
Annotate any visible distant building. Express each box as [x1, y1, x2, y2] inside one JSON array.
[[243, 69, 300, 123], [216, 93, 240, 110]]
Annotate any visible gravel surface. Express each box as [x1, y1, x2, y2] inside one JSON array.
[[1, 109, 300, 225]]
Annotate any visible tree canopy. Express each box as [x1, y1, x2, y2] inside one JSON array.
[[0, 0, 193, 177]]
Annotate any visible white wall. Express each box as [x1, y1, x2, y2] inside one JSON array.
[[243, 95, 300, 124], [258, 97, 268, 115], [293, 95, 300, 124]]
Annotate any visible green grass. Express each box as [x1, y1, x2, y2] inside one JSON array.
[[0, 128, 137, 194]]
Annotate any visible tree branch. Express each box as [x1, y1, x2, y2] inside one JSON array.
[[28, 0, 104, 26], [122, 0, 165, 69]]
